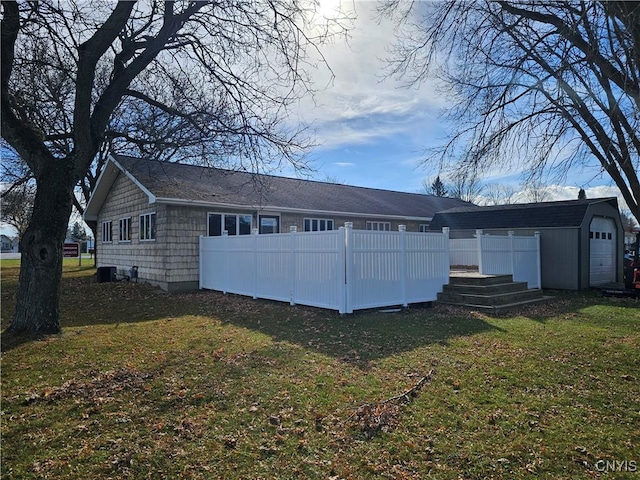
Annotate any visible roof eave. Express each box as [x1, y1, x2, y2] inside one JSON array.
[[153, 196, 433, 222]]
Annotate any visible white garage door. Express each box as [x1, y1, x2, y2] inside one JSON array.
[[589, 217, 616, 286]]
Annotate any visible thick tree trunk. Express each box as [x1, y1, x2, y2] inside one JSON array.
[[8, 163, 76, 335]]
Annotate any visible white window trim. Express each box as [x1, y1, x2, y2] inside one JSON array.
[[139, 212, 156, 241], [366, 221, 391, 231], [303, 218, 334, 232], [101, 221, 112, 243], [207, 212, 253, 236], [419, 224, 429, 233], [119, 217, 132, 242], [259, 214, 281, 234]]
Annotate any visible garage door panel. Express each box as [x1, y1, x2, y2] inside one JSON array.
[[589, 217, 616, 286]]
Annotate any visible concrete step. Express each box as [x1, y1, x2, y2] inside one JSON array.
[[438, 295, 554, 312], [442, 281, 529, 295], [437, 288, 544, 307], [448, 274, 514, 286]]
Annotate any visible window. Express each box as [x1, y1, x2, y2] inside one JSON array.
[[119, 217, 131, 242], [208, 213, 252, 236], [259, 215, 280, 234], [101, 221, 112, 242], [304, 218, 334, 232], [366, 221, 391, 231], [419, 224, 429, 232], [139, 212, 156, 241]]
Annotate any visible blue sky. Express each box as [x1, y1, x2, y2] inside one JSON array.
[[296, 2, 626, 202], [1, 1, 630, 237]]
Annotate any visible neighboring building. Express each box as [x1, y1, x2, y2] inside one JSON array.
[[1, 234, 15, 252], [84, 155, 471, 291], [429, 198, 624, 290]]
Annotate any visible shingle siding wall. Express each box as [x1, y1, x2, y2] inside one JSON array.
[[97, 173, 168, 286], [164, 205, 208, 285]]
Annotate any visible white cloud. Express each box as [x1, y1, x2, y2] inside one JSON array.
[[299, 1, 449, 151]]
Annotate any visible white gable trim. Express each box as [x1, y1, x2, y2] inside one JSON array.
[[83, 155, 157, 221]]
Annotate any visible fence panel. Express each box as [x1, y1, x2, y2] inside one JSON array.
[[480, 236, 513, 275], [255, 233, 294, 303], [404, 232, 450, 303], [292, 229, 344, 310], [348, 230, 404, 311], [512, 236, 541, 289], [479, 233, 541, 288], [346, 228, 449, 312], [449, 238, 478, 267]]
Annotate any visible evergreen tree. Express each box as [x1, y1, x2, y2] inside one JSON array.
[[430, 176, 448, 197], [69, 222, 87, 242]]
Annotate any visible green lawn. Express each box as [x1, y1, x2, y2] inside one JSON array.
[[1, 261, 639, 479]]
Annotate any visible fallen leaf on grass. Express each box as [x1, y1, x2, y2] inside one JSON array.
[[23, 368, 153, 405]]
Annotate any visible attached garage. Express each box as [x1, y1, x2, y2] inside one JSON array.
[[430, 198, 624, 290]]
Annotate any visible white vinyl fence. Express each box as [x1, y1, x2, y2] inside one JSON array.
[[200, 223, 450, 314], [449, 230, 541, 289], [449, 239, 478, 266]]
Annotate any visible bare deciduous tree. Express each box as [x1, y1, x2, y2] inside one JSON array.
[[1, 0, 349, 335], [383, 1, 640, 221], [482, 183, 516, 206], [445, 172, 483, 204], [0, 183, 35, 240]]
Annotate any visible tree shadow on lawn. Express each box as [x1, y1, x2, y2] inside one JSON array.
[[181, 290, 509, 368], [5, 271, 628, 362], [3, 276, 502, 362]]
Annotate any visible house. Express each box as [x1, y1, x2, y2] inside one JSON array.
[[84, 154, 471, 292], [1, 234, 15, 252], [429, 198, 624, 290]]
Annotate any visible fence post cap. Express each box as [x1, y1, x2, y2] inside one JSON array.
[[289, 226, 297, 232], [442, 226, 450, 234], [508, 230, 514, 236], [252, 228, 259, 235], [398, 224, 406, 231], [344, 222, 353, 229], [222, 230, 229, 236]]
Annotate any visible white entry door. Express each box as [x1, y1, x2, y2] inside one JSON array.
[[589, 217, 616, 286]]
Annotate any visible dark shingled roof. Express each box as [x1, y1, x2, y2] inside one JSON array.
[[114, 155, 472, 218], [429, 198, 619, 230]]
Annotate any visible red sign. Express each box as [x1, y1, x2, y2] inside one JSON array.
[[63, 243, 80, 258]]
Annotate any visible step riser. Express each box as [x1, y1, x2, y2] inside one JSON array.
[[442, 282, 528, 295], [449, 275, 513, 286]]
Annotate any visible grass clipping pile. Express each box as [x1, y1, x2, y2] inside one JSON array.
[[343, 370, 434, 440]]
